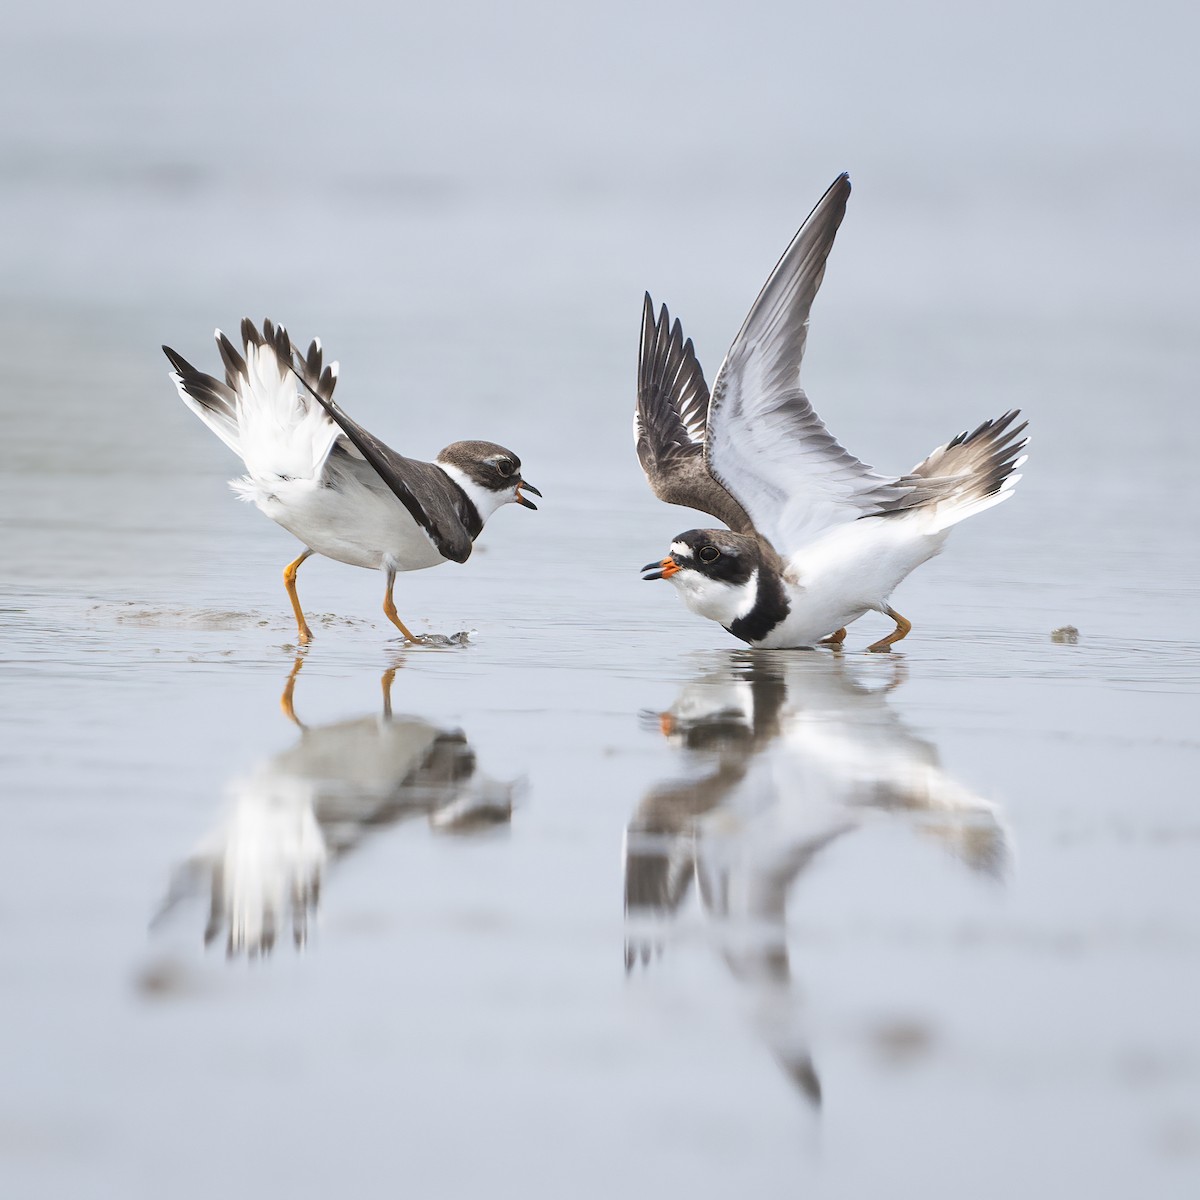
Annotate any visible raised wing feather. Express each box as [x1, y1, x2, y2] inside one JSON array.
[[706, 174, 917, 555], [283, 337, 475, 564], [637, 292, 710, 458], [634, 294, 755, 535]]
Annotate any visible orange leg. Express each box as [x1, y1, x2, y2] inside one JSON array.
[[383, 568, 421, 643], [381, 667, 397, 719], [283, 550, 314, 645], [819, 627, 847, 648], [280, 654, 306, 727], [867, 606, 912, 653]]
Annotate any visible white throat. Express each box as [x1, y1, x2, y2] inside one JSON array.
[[437, 462, 512, 524], [672, 566, 760, 628]]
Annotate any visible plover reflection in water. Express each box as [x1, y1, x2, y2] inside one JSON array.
[[624, 653, 1010, 1103], [153, 657, 516, 957]]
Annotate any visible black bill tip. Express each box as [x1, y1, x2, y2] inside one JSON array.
[[641, 561, 664, 580], [516, 479, 541, 509]]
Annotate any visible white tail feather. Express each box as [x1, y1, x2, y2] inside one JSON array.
[[168, 370, 242, 456], [169, 321, 342, 491]]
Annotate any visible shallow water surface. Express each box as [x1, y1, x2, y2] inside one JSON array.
[[4, 412, 1198, 1196]]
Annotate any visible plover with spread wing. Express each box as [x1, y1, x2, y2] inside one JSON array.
[[163, 320, 539, 644], [637, 173, 1027, 651]]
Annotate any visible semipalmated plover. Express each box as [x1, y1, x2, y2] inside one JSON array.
[[163, 319, 539, 644], [637, 173, 1027, 651]]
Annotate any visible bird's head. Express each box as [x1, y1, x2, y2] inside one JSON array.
[[642, 529, 766, 627], [438, 441, 541, 520]]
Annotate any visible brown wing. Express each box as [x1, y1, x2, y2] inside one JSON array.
[[634, 294, 756, 536]]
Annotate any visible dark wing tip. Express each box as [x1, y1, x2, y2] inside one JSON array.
[[826, 171, 851, 197], [639, 293, 656, 354], [161, 342, 199, 376], [239, 317, 262, 348], [635, 289, 716, 504], [268, 319, 290, 364]]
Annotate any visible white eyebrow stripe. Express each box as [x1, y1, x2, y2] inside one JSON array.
[[670, 541, 694, 559]]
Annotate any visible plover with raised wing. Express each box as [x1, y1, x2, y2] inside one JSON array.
[[636, 174, 1026, 651], [163, 320, 539, 644]]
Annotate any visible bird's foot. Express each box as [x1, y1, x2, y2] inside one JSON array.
[[395, 630, 471, 648], [866, 607, 912, 653]]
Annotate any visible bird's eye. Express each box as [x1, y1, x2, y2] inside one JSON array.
[[699, 546, 720, 563], [495, 460, 513, 478]]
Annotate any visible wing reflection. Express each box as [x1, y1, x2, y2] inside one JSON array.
[[156, 657, 515, 957], [624, 652, 1010, 1105]]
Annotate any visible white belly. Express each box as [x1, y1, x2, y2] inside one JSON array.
[[248, 477, 446, 572], [756, 515, 948, 648]]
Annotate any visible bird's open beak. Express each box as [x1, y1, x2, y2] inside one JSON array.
[[515, 479, 541, 510], [642, 556, 680, 581]]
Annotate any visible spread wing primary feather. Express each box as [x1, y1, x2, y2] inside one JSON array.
[[704, 173, 921, 558], [634, 174, 919, 559], [635, 295, 755, 537]]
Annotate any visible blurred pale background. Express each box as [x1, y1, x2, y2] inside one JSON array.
[[1, 3, 1197, 1198]]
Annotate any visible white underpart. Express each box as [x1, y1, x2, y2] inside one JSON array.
[[737, 478, 1025, 648], [671, 566, 760, 629], [262, 470, 446, 573], [436, 461, 518, 522], [753, 510, 950, 647], [662, 505, 997, 647]]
